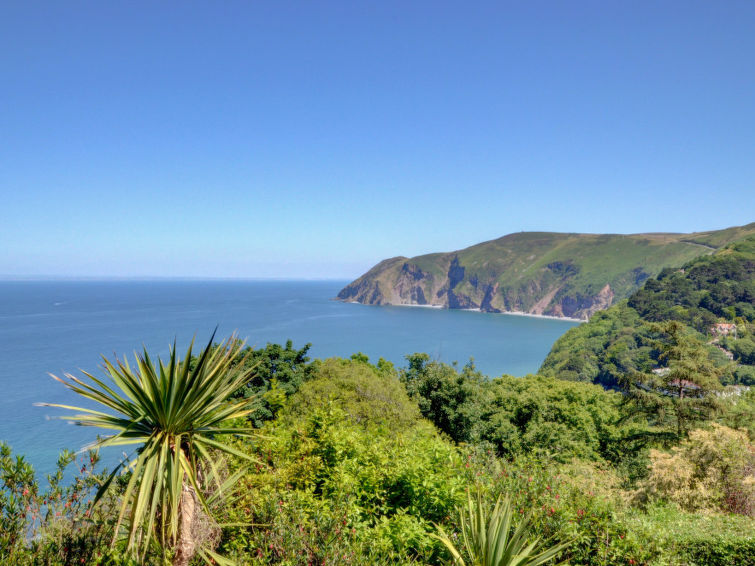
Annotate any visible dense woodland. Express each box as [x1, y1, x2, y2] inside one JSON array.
[[2, 239, 754, 565], [541, 236, 755, 388]]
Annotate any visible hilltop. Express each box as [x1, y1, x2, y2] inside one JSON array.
[[337, 223, 755, 320]]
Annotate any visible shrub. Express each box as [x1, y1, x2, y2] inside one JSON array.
[[223, 358, 467, 563], [435, 491, 570, 566], [0, 442, 131, 565], [637, 424, 755, 515], [619, 503, 755, 566], [291, 357, 421, 431]]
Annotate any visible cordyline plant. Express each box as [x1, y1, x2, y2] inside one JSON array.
[[435, 492, 570, 566], [38, 332, 258, 566]]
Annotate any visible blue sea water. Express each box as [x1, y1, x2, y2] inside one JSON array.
[[0, 280, 579, 478]]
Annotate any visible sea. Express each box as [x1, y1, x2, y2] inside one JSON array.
[[0, 280, 579, 479]]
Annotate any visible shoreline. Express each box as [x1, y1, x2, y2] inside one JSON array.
[[494, 310, 584, 323], [392, 303, 444, 309], [344, 300, 585, 323], [462, 307, 584, 322]]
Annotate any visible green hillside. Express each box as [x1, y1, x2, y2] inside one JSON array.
[[540, 235, 755, 389], [338, 223, 755, 320]]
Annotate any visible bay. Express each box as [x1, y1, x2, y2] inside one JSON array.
[[0, 280, 579, 478]]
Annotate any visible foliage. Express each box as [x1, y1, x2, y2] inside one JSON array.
[[401, 354, 487, 443], [435, 491, 569, 566], [4, 326, 751, 566], [541, 236, 755, 390], [723, 334, 755, 365], [227, 340, 316, 427], [459, 451, 643, 565], [396, 345, 754, 564], [719, 386, 755, 436], [460, 450, 755, 566], [621, 321, 724, 438], [222, 359, 467, 564], [401, 356, 645, 471], [637, 424, 755, 516], [40, 333, 258, 563], [0, 442, 35, 562], [629, 237, 755, 331], [618, 503, 755, 566], [481, 375, 638, 465], [289, 356, 420, 431], [732, 364, 755, 386], [540, 302, 654, 386], [222, 487, 406, 565], [0, 442, 135, 566]]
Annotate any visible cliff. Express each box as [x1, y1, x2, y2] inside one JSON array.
[[337, 223, 755, 320]]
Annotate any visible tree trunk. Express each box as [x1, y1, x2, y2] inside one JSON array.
[[173, 483, 197, 566]]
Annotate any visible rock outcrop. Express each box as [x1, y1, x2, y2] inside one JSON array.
[[337, 224, 755, 320]]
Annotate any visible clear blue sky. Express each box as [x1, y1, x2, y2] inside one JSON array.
[[2, 1, 754, 279]]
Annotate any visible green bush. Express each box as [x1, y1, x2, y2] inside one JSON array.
[[619, 503, 755, 566], [400, 354, 644, 468], [482, 375, 629, 463], [227, 340, 317, 427], [289, 357, 420, 431], [0, 442, 134, 566], [401, 354, 487, 443], [222, 359, 467, 564], [454, 451, 644, 565]]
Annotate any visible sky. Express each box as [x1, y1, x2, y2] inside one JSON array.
[[1, 1, 754, 279]]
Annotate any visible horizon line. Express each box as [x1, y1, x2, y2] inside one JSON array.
[[0, 275, 353, 282]]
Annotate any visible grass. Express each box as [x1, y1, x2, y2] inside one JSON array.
[[339, 223, 755, 317]]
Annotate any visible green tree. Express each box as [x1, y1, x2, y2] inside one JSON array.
[[401, 354, 486, 443], [482, 375, 630, 463], [224, 357, 464, 564], [40, 334, 258, 565], [623, 321, 723, 438], [229, 340, 315, 426]]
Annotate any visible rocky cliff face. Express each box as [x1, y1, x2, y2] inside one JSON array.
[[337, 225, 755, 320], [337, 256, 601, 319]]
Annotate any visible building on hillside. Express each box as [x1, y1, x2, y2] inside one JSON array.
[[711, 322, 737, 338]]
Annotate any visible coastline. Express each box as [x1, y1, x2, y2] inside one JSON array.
[[497, 310, 584, 323], [462, 307, 585, 323], [392, 303, 444, 309], [344, 300, 585, 322]]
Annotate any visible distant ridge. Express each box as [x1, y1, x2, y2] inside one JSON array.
[[337, 223, 755, 320]]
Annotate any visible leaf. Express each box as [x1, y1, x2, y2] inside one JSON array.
[[44, 333, 259, 562]]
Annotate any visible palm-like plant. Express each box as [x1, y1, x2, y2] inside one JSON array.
[[39, 333, 257, 565], [436, 492, 570, 566]]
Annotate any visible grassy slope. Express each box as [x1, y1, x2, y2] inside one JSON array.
[[339, 223, 755, 318], [457, 232, 709, 300]]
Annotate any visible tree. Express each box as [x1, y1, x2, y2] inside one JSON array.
[[622, 321, 723, 438], [228, 339, 315, 426], [40, 333, 258, 565], [401, 354, 486, 443]]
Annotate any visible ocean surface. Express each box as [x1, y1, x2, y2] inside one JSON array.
[[0, 280, 579, 478]]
